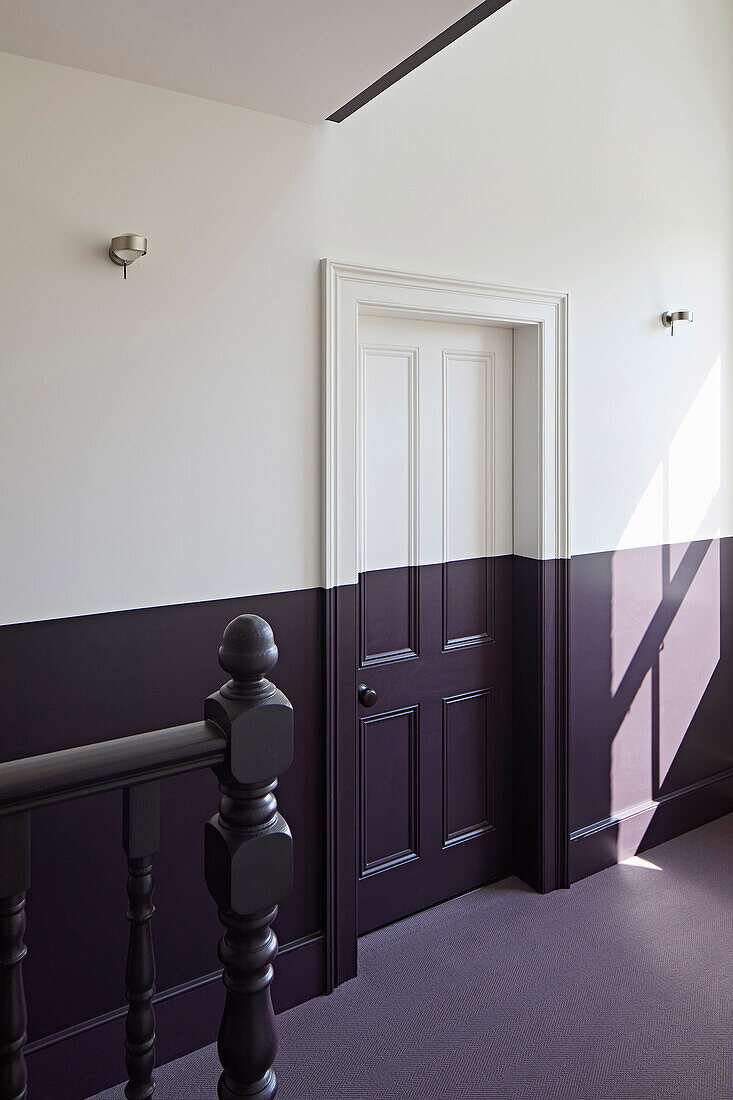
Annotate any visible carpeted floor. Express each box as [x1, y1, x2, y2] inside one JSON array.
[[89, 814, 733, 1099]]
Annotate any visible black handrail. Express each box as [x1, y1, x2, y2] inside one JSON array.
[[0, 613, 294, 1100], [0, 721, 227, 815]]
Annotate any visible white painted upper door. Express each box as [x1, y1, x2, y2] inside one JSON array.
[[359, 314, 513, 575], [356, 312, 514, 933]]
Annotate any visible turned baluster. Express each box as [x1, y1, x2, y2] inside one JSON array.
[[122, 781, 160, 1100], [0, 813, 30, 1100], [205, 615, 294, 1100]]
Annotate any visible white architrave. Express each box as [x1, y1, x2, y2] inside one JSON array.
[[323, 259, 569, 589]]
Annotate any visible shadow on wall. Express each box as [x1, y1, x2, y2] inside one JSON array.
[[570, 357, 733, 879]]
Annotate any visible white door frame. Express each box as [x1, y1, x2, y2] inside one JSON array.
[[323, 259, 569, 588], [321, 258, 570, 990]]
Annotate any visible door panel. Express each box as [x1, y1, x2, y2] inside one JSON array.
[[359, 707, 419, 876], [361, 345, 417, 574], [356, 315, 513, 934], [443, 689, 494, 845], [360, 566, 418, 663], [443, 556, 495, 647], [443, 351, 491, 562]]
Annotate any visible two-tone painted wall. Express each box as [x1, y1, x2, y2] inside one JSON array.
[[1, 0, 732, 1095]]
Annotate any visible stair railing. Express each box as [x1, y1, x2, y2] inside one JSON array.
[[0, 613, 293, 1100]]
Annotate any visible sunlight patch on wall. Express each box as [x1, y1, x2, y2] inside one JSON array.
[[659, 539, 720, 788], [667, 358, 722, 551], [611, 669, 653, 816], [611, 541, 663, 695], [610, 357, 723, 818], [613, 358, 722, 558], [612, 465, 664, 696], [617, 809, 656, 862], [616, 462, 665, 554]]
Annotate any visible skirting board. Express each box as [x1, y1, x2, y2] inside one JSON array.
[[26, 931, 325, 1100], [569, 769, 733, 882]]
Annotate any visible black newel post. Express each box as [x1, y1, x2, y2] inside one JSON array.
[[0, 813, 30, 1100], [205, 615, 294, 1100], [122, 781, 160, 1100]]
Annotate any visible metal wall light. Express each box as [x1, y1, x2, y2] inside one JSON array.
[[661, 309, 693, 336], [109, 235, 147, 279]]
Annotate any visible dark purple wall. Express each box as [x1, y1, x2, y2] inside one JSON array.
[[569, 536, 733, 879], [512, 556, 570, 894], [2, 537, 731, 1096], [0, 588, 325, 1096]]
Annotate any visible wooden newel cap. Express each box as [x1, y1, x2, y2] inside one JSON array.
[[218, 615, 278, 685]]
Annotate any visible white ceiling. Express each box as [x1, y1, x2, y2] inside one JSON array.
[[0, 0, 482, 124]]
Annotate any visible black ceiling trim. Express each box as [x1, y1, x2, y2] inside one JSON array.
[[327, 0, 513, 123]]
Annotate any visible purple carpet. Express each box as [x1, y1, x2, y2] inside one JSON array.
[[88, 814, 733, 1099]]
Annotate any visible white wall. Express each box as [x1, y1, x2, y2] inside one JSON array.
[[1, 0, 732, 625], [0, 55, 322, 623]]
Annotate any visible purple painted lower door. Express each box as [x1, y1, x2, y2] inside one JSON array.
[[356, 557, 513, 933]]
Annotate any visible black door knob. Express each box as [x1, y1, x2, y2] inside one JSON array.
[[358, 684, 378, 708]]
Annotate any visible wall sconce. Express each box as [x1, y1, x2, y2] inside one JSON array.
[[109, 235, 147, 279], [661, 309, 693, 336]]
